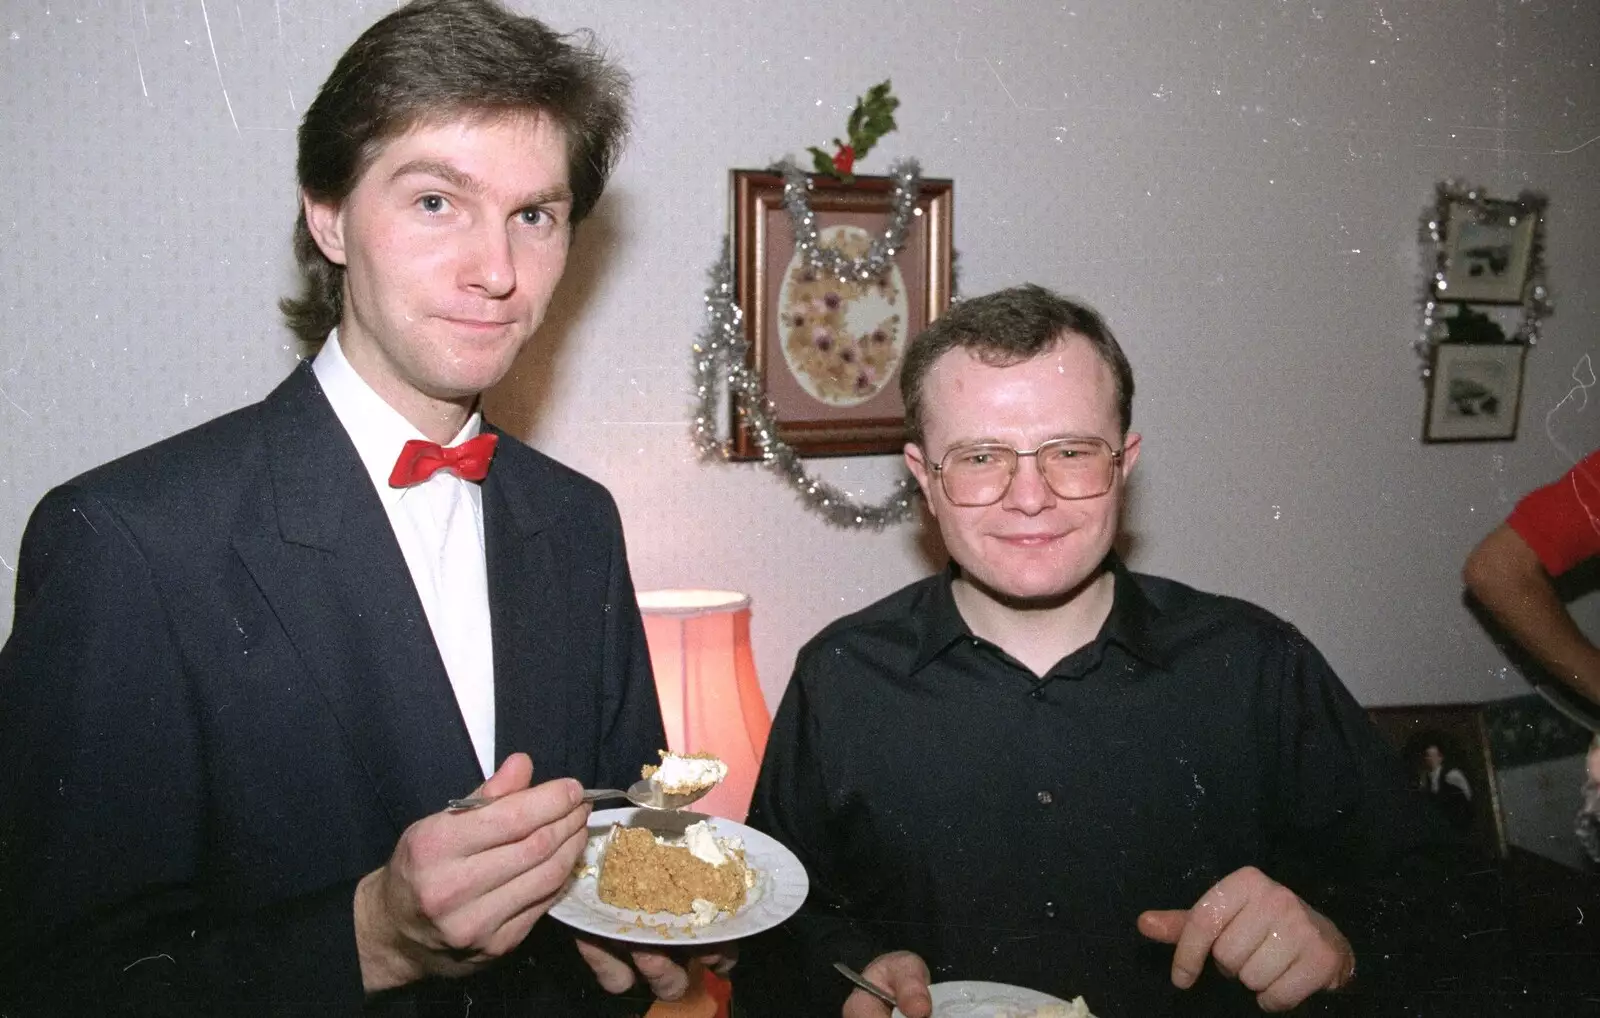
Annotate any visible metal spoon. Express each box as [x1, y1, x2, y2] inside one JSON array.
[[833, 962, 898, 1008], [446, 777, 711, 813]]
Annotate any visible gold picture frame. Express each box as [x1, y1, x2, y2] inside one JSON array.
[[729, 169, 953, 459]]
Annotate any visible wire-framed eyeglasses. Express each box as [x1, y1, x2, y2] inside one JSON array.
[[928, 436, 1126, 507]]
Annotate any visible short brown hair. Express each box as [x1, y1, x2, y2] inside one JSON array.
[[279, 0, 630, 347], [899, 283, 1135, 442]]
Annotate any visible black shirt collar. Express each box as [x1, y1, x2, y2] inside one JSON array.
[[911, 554, 1172, 675], [910, 563, 970, 673], [1100, 555, 1173, 670]]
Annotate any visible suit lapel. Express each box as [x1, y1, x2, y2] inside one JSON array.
[[232, 365, 482, 832], [482, 428, 572, 781]]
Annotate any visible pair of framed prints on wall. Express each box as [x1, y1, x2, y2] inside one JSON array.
[[1422, 195, 1544, 444]]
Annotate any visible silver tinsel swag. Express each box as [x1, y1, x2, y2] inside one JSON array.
[[690, 245, 920, 529]]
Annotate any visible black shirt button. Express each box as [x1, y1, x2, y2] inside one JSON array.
[[1037, 790, 1054, 805]]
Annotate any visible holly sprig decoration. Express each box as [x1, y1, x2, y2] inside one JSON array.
[[807, 80, 899, 182]]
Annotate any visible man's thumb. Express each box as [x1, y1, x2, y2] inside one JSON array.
[[895, 983, 933, 1018], [1137, 909, 1189, 944], [479, 752, 534, 797], [885, 959, 933, 1018]]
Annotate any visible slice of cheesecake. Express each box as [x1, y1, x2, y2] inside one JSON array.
[[596, 820, 752, 917]]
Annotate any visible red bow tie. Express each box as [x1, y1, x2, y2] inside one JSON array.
[[388, 433, 499, 487]]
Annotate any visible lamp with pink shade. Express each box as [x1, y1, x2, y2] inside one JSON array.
[[636, 589, 771, 823]]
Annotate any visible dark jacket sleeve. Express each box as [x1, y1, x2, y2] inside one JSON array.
[[0, 486, 365, 1016], [592, 497, 667, 791], [734, 646, 887, 1017]]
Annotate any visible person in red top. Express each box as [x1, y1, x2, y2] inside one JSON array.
[[1464, 448, 1600, 863]]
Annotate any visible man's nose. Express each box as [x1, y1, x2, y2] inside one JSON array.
[[1002, 453, 1056, 514], [459, 225, 516, 297]]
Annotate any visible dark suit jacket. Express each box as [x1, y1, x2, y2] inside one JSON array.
[[0, 364, 667, 1015]]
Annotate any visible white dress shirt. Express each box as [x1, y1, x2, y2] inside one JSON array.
[[313, 332, 497, 778]]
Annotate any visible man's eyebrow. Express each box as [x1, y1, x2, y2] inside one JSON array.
[[389, 159, 574, 208], [518, 183, 575, 209], [391, 159, 482, 195]]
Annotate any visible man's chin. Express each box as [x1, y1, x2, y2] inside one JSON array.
[[963, 563, 1110, 612]]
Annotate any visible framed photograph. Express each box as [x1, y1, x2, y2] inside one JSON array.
[[1437, 198, 1537, 304], [1423, 341, 1526, 443], [1368, 704, 1508, 859], [729, 169, 953, 459]]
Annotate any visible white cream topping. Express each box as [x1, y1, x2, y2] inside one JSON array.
[[639, 820, 738, 868], [682, 820, 728, 866], [689, 897, 721, 926], [651, 753, 729, 793]]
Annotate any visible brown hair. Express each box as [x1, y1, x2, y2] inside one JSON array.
[[279, 0, 630, 347], [899, 283, 1135, 442]]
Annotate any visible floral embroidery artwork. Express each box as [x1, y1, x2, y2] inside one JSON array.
[[777, 225, 906, 407]]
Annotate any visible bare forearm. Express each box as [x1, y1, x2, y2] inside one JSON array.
[[1465, 525, 1600, 704], [1478, 579, 1600, 700]]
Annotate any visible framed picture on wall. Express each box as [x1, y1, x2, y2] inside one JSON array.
[[1422, 342, 1526, 443], [729, 169, 953, 459], [1368, 704, 1508, 859], [1437, 198, 1538, 304]]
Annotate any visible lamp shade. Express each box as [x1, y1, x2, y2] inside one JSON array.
[[637, 589, 770, 822]]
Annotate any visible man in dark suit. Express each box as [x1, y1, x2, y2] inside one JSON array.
[[0, 1, 710, 1012]]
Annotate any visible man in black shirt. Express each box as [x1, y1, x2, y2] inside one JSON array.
[[735, 285, 1448, 1016]]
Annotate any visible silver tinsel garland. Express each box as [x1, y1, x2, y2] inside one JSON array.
[[1415, 180, 1551, 377], [778, 158, 922, 283], [691, 245, 920, 529]]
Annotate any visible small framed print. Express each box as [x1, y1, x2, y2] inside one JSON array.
[[1423, 342, 1527, 443], [1368, 704, 1508, 859], [1437, 198, 1538, 305], [729, 169, 953, 459]]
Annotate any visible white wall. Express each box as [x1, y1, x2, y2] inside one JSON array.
[[3, 0, 1598, 716]]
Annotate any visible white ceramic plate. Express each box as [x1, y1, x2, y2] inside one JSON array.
[[548, 807, 808, 945], [893, 980, 1079, 1018]]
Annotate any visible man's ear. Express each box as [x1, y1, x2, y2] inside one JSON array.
[[1119, 432, 1142, 478], [904, 442, 938, 518], [301, 192, 349, 266]]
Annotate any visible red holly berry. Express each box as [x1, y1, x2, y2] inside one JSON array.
[[832, 145, 856, 176]]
